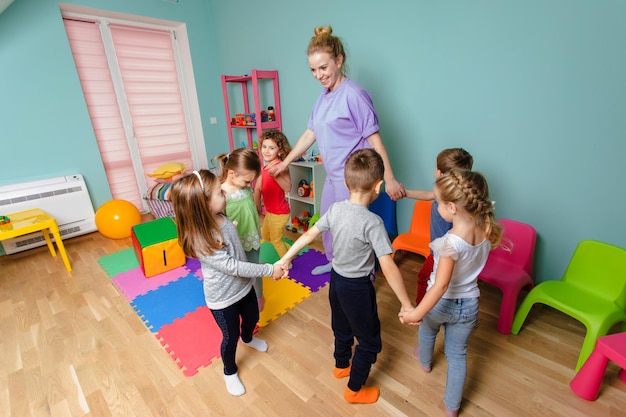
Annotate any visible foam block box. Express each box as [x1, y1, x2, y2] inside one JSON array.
[[132, 217, 185, 278]]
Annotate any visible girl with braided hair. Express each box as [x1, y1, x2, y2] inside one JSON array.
[[399, 169, 502, 417]]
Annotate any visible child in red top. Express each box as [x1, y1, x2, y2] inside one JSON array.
[[254, 129, 292, 259]]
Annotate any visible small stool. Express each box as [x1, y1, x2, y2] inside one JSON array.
[[0, 208, 72, 272], [570, 332, 626, 400]]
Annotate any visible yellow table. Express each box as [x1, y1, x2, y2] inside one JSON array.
[[0, 208, 72, 272]]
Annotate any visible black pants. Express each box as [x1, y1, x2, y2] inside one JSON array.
[[210, 287, 259, 375], [329, 269, 382, 391]]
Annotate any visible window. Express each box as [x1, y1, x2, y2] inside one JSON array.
[[62, 11, 206, 210]]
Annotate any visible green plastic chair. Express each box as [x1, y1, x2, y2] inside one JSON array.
[[511, 240, 626, 371]]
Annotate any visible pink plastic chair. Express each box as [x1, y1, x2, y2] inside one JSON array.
[[570, 332, 626, 400], [478, 219, 537, 334]]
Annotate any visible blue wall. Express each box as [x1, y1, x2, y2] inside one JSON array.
[[1, 0, 625, 284], [0, 0, 225, 203]]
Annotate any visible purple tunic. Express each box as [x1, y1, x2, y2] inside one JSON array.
[[307, 78, 380, 182]]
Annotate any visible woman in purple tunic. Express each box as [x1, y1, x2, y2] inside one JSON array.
[[270, 26, 405, 275]]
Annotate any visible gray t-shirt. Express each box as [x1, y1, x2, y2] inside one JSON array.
[[315, 200, 393, 278], [199, 215, 273, 310]]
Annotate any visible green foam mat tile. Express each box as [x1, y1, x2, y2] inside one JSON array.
[[97, 248, 139, 277]]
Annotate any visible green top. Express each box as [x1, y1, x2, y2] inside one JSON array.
[[225, 186, 261, 252]]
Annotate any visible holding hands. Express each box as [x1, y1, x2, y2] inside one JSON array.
[[398, 308, 422, 326], [385, 177, 406, 201], [267, 161, 287, 178], [398, 305, 419, 325], [271, 263, 288, 280], [271, 261, 291, 280]]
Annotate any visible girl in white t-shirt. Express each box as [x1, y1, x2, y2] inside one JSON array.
[[399, 169, 502, 417]]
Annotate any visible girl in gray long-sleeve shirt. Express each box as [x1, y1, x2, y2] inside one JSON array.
[[171, 169, 281, 397]]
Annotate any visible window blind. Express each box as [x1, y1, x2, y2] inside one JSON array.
[[63, 17, 193, 210]]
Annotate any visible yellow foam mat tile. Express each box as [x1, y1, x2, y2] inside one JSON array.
[[258, 276, 311, 327]]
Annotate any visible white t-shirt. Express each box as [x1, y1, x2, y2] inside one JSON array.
[[427, 233, 491, 299]]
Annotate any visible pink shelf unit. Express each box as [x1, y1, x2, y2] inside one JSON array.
[[221, 69, 282, 151]]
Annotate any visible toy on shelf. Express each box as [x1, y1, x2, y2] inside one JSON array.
[[244, 113, 256, 126], [294, 153, 321, 163], [231, 113, 246, 126], [0, 215, 10, 225], [268, 106, 275, 121], [288, 211, 312, 233], [297, 180, 311, 197]]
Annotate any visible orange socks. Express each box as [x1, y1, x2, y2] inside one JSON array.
[[344, 386, 380, 404], [333, 365, 351, 379], [335, 365, 379, 404]]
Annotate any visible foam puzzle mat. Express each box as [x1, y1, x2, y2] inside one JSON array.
[[99, 242, 330, 376]]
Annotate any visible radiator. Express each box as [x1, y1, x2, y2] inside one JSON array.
[[0, 174, 97, 255]]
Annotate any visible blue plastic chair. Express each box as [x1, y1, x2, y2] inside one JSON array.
[[369, 192, 397, 240]]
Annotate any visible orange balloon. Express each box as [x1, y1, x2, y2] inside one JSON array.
[[95, 199, 141, 239]]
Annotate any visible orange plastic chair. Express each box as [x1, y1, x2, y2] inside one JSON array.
[[391, 200, 432, 259], [511, 240, 626, 370], [478, 219, 537, 334]]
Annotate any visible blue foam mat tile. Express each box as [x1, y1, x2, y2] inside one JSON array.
[[130, 272, 205, 332]]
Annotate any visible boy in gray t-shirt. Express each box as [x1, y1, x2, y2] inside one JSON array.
[[278, 148, 414, 404]]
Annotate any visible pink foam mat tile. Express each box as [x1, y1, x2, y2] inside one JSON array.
[[112, 265, 197, 301], [156, 306, 222, 376]]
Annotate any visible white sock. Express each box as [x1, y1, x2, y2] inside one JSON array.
[[311, 262, 332, 275], [224, 373, 245, 396], [242, 336, 268, 352]]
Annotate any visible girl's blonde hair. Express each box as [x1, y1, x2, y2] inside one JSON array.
[[259, 129, 292, 161], [307, 26, 347, 76], [170, 169, 223, 257], [212, 147, 261, 183], [435, 169, 502, 248]]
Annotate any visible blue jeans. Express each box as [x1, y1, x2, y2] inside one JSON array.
[[418, 297, 479, 411]]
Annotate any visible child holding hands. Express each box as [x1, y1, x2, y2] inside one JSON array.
[[278, 148, 413, 404], [170, 169, 283, 397], [254, 129, 292, 260], [403, 148, 473, 304], [399, 169, 502, 417], [214, 148, 266, 311]]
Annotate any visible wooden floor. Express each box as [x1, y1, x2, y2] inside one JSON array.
[[1, 223, 625, 417]]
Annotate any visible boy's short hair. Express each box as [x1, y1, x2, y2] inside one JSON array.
[[345, 148, 384, 192], [436, 148, 473, 173]]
